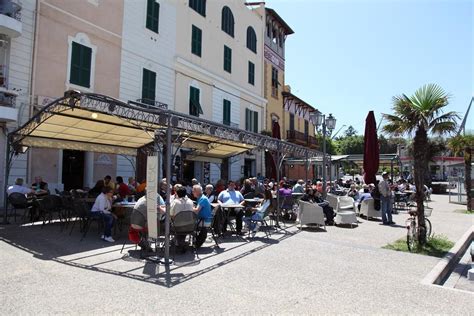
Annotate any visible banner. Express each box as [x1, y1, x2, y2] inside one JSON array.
[[146, 155, 158, 239]]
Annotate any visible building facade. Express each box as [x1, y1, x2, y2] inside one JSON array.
[[0, 0, 35, 204]]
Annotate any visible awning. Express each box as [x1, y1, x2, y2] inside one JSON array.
[[9, 91, 324, 161]]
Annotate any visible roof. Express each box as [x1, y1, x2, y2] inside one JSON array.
[[265, 8, 294, 35], [9, 91, 324, 161]]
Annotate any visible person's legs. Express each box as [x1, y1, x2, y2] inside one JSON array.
[[381, 197, 389, 224], [101, 213, 114, 237], [235, 209, 244, 233]]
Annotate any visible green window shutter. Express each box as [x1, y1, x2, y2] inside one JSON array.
[[245, 108, 250, 131], [191, 25, 202, 57], [224, 46, 232, 73], [189, 86, 202, 117], [223, 99, 231, 125], [70, 42, 91, 88], [248, 61, 255, 85], [289, 113, 295, 131], [189, 0, 206, 16], [304, 120, 309, 136], [142, 68, 156, 105], [146, 0, 159, 33], [221, 6, 234, 37], [253, 111, 258, 133]]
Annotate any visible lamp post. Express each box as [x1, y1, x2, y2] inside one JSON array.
[[310, 112, 336, 197]]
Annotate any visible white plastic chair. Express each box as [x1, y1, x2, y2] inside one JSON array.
[[298, 201, 326, 230], [359, 199, 381, 219], [337, 196, 355, 212], [326, 194, 338, 210]]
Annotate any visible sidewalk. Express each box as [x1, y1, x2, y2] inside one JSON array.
[[0, 194, 472, 314]]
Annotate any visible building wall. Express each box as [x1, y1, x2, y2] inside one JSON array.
[[29, 0, 124, 190], [0, 0, 36, 206]]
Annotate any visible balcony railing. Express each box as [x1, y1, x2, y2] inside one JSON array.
[[129, 99, 168, 110], [0, 0, 22, 21], [221, 121, 239, 128], [287, 130, 319, 149]]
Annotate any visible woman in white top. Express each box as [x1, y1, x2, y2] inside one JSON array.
[[243, 190, 272, 236], [91, 187, 116, 242]]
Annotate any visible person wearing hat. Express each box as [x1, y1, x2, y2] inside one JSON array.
[[378, 172, 394, 225]]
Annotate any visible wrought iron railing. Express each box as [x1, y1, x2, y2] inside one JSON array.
[[287, 130, 307, 143], [222, 121, 239, 128], [130, 98, 168, 110]]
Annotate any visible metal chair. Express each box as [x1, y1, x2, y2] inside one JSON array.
[[247, 202, 273, 238], [7, 193, 32, 223], [37, 195, 63, 227], [171, 211, 198, 257]]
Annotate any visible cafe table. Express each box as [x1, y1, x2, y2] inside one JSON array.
[[112, 201, 136, 232]]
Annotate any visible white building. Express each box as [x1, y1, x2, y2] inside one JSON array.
[[0, 0, 35, 205]]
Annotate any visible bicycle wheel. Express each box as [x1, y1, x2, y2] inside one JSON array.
[[406, 220, 416, 252], [424, 218, 432, 239]]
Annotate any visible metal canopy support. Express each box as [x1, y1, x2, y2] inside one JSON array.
[[164, 115, 172, 265], [2, 137, 13, 224]]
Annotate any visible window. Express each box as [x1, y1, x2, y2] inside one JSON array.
[[271, 66, 278, 97], [266, 22, 271, 37], [223, 99, 231, 125], [279, 33, 284, 48], [245, 109, 258, 133], [141, 68, 156, 105], [224, 45, 232, 73], [191, 25, 202, 57], [70, 42, 92, 88], [246, 26, 257, 53], [304, 120, 309, 136], [189, 0, 206, 16], [248, 61, 255, 85], [189, 86, 203, 117], [221, 6, 234, 37], [289, 113, 295, 131], [146, 0, 160, 33]]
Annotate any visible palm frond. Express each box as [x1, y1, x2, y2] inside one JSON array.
[[431, 121, 457, 135]]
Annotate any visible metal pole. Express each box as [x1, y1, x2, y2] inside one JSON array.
[[322, 122, 327, 198], [305, 151, 309, 187], [275, 145, 281, 228], [164, 117, 172, 265], [2, 136, 11, 224], [390, 159, 394, 183]]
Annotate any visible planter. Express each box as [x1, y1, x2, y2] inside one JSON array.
[[431, 183, 447, 194]]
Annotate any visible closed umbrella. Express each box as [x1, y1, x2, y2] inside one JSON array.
[[363, 111, 379, 184]]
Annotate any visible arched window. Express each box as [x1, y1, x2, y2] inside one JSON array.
[[246, 26, 257, 53], [221, 6, 234, 37]]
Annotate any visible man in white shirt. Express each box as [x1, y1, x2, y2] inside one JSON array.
[[217, 180, 245, 235], [378, 172, 394, 225], [7, 178, 33, 196]]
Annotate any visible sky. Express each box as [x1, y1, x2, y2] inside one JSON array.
[[265, 0, 473, 136]]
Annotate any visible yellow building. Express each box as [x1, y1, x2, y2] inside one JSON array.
[[262, 8, 318, 178]]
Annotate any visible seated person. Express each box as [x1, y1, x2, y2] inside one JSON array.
[[90, 187, 116, 243], [88, 180, 105, 197], [243, 190, 272, 236], [8, 178, 33, 196], [129, 192, 165, 251], [240, 178, 254, 196], [170, 186, 194, 251], [301, 188, 316, 203], [192, 185, 213, 248], [292, 179, 305, 194], [217, 180, 245, 235], [347, 184, 360, 200], [278, 183, 292, 197], [116, 176, 131, 199], [356, 186, 373, 211], [313, 195, 336, 225], [102, 175, 115, 193], [128, 177, 138, 193], [30, 176, 49, 195], [204, 184, 216, 203]]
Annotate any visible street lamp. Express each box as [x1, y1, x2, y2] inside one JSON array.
[[310, 112, 336, 197]]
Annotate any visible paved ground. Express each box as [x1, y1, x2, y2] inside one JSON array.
[[1, 194, 472, 314]]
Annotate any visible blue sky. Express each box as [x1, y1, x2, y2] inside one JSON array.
[[265, 0, 473, 136]]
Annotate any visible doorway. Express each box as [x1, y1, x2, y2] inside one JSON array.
[[62, 150, 85, 191]]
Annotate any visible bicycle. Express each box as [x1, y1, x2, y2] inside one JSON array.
[[406, 206, 432, 252]]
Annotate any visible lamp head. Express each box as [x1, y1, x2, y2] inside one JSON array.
[[309, 111, 324, 127], [326, 113, 336, 131]]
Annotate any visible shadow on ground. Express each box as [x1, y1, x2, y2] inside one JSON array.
[[0, 219, 301, 288]]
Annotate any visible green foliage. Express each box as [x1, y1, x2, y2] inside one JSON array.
[[344, 125, 358, 137], [382, 234, 454, 258], [334, 135, 364, 155]]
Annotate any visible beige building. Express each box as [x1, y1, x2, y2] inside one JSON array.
[[29, 0, 124, 191]]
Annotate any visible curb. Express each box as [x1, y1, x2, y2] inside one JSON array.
[[421, 225, 474, 285]]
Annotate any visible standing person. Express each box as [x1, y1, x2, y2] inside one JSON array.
[[217, 180, 245, 235], [192, 185, 212, 248], [378, 172, 394, 225], [90, 187, 116, 242]]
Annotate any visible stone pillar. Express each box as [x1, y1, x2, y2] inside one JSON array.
[[84, 151, 94, 188]]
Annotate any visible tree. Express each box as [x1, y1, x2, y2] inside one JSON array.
[[335, 135, 364, 154], [448, 134, 474, 211], [383, 84, 458, 245], [344, 125, 358, 137]]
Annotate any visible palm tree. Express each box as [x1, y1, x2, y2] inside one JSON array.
[[383, 84, 458, 245], [448, 134, 473, 211]]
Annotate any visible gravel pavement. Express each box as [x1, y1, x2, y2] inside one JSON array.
[[0, 194, 472, 314]]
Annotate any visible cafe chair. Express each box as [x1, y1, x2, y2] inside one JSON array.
[[247, 204, 273, 239], [298, 201, 326, 230], [37, 195, 63, 227], [359, 199, 381, 220], [7, 193, 33, 223], [171, 211, 198, 258]]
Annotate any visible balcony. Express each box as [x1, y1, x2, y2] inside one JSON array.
[[221, 121, 239, 128], [0, 86, 18, 122], [287, 130, 319, 149], [0, 0, 22, 38]]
